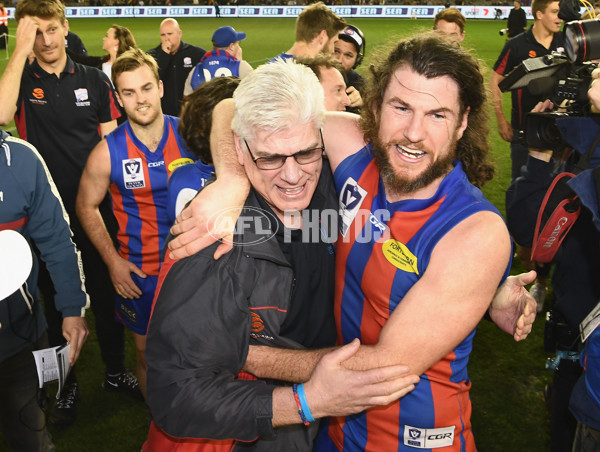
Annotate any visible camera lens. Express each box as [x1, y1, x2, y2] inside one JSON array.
[[564, 19, 600, 63]]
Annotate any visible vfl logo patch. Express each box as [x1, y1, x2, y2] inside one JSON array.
[[123, 158, 145, 189], [74, 88, 91, 106], [168, 157, 194, 173], [339, 177, 367, 237], [382, 239, 419, 274], [403, 425, 455, 449]]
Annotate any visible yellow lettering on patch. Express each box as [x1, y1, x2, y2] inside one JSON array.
[[168, 158, 194, 172], [382, 239, 419, 275]]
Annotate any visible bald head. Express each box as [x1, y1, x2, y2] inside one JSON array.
[[159, 18, 182, 54]]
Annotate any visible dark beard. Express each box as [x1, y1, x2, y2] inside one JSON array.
[[372, 134, 457, 197]]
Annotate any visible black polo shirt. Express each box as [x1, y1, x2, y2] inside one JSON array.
[[493, 27, 564, 131], [255, 160, 338, 349], [15, 56, 120, 213], [148, 41, 205, 116]]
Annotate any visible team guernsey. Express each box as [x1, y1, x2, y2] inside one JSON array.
[[189, 50, 242, 90], [167, 160, 215, 224], [322, 144, 510, 452], [107, 115, 194, 333]]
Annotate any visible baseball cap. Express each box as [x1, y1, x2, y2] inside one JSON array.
[[212, 26, 247, 48], [339, 26, 364, 52]]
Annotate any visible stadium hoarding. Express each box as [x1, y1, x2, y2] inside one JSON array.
[[2, 4, 588, 20]]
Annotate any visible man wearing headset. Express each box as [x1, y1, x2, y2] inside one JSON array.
[[333, 24, 365, 110]]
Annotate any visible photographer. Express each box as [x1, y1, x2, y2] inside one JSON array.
[[506, 90, 600, 450]]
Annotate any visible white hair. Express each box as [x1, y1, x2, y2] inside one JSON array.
[[232, 58, 326, 141]]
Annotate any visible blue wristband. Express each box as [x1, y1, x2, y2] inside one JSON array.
[[296, 383, 315, 423]]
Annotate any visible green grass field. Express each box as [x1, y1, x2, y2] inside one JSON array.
[[0, 17, 553, 452]]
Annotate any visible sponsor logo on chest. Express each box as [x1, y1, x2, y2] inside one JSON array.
[[122, 158, 145, 189], [74, 88, 90, 107], [339, 177, 367, 237], [403, 425, 455, 449]]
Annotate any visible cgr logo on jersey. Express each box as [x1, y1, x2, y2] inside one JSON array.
[[403, 425, 455, 449], [74, 88, 90, 106], [123, 158, 145, 189], [183, 57, 193, 67], [339, 177, 367, 237]]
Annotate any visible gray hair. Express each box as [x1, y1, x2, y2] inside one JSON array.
[[232, 59, 326, 142]]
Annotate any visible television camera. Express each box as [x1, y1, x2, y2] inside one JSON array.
[[499, 19, 600, 150]]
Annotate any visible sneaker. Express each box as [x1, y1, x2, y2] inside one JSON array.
[[50, 381, 80, 426], [529, 281, 548, 314], [103, 371, 143, 400]]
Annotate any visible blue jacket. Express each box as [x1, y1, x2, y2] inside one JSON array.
[[0, 130, 88, 363], [570, 326, 600, 431]]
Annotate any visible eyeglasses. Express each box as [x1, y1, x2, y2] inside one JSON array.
[[243, 130, 324, 171]]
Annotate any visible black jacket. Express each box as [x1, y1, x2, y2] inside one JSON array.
[[146, 163, 337, 450], [506, 152, 600, 329]]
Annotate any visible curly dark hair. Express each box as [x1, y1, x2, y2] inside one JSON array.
[[178, 76, 241, 164], [361, 33, 494, 187]]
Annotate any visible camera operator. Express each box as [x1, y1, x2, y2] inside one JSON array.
[[491, 0, 564, 181], [506, 0, 528, 38], [491, 0, 563, 316], [566, 70, 600, 452], [506, 90, 600, 450]]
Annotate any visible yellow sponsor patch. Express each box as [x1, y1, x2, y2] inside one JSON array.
[[382, 239, 419, 275], [168, 158, 194, 172]]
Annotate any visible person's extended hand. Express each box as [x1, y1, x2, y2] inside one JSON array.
[[489, 270, 537, 341], [62, 316, 89, 365], [168, 178, 246, 260], [303, 339, 419, 418], [108, 255, 146, 299]]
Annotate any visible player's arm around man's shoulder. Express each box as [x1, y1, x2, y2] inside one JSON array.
[[322, 111, 367, 172], [169, 98, 250, 259], [347, 210, 512, 376], [76, 139, 146, 299]]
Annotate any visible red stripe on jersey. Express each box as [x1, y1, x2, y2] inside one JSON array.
[[163, 122, 182, 177], [334, 161, 378, 345], [125, 131, 160, 275], [495, 48, 511, 75], [107, 80, 122, 121], [15, 102, 27, 141], [426, 352, 475, 451], [365, 403, 401, 451], [111, 181, 131, 261]]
